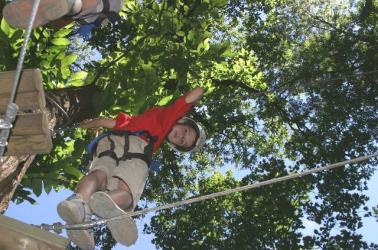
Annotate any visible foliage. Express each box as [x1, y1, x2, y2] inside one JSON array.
[[1, 0, 377, 249], [373, 205, 378, 222]]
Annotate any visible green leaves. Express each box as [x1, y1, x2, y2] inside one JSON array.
[[60, 54, 78, 79], [64, 54, 78, 64], [53, 28, 73, 38], [31, 178, 43, 197], [141, 63, 158, 83], [51, 37, 70, 46], [1, 0, 376, 249], [9, 29, 23, 44], [196, 38, 210, 54], [1, 18, 11, 36], [157, 94, 173, 106], [65, 166, 84, 178], [68, 71, 88, 86]]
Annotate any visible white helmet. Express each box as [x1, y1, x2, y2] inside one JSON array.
[[168, 117, 206, 153]]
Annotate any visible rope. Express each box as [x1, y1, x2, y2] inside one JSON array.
[[0, 0, 41, 156], [38, 152, 378, 233]]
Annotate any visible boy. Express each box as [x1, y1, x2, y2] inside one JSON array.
[[2, 0, 123, 29], [57, 87, 206, 250]]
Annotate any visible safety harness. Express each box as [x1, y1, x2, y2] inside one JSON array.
[[88, 130, 157, 167], [76, 0, 121, 28], [93, 0, 121, 27]]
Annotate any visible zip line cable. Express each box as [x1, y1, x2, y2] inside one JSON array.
[[38, 152, 378, 233], [0, 0, 41, 156]]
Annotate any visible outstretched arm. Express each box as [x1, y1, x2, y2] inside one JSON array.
[[79, 117, 115, 129], [185, 87, 204, 104]]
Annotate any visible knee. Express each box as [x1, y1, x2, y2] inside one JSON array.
[[91, 170, 108, 185]]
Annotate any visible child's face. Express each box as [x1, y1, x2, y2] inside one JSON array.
[[167, 124, 197, 149]]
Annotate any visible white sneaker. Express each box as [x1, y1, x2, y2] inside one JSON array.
[[57, 194, 95, 250], [89, 191, 138, 246], [2, 0, 76, 29]]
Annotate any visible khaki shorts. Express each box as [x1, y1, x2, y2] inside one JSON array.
[[72, 0, 124, 24], [89, 134, 148, 210]]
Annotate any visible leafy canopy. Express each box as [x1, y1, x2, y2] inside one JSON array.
[[1, 0, 377, 248]]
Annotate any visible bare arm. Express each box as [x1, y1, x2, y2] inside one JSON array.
[[185, 87, 204, 104], [79, 117, 115, 129]]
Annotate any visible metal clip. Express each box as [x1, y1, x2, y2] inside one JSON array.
[[0, 138, 7, 147], [0, 119, 12, 129]]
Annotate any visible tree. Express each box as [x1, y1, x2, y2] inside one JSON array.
[[373, 205, 378, 222], [143, 0, 378, 248], [0, 0, 377, 249]]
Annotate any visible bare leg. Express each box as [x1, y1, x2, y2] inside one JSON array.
[[39, 0, 98, 29], [76, 170, 108, 202], [47, 0, 101, 28], [107, 177, 133, 211], [81, 0, 100, 11]]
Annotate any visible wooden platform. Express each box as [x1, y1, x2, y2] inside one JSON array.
[[0, 214, 69, 250], [0, 69, 52, 155]]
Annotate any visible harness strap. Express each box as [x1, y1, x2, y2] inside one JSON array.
[[94, 130, 157, 167], [98, 150, 119, 164], [97, 134, 119, 163], [118, 131, 131, 163], [87, 133, 108, 157], [102, 0, 110, 12], [120, 152, 152, 165], [143, 137, 155, 163], [92, 0, 121, 27]]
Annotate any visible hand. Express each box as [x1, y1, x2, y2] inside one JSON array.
[[185, 87, 204, 104], [79, 118, 99, 129], [79, 117, 115, 129]]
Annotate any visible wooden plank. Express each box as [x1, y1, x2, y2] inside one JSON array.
[[5, 133, 53, 156], [0, 69, 46, 111], [0, 214, 69, 250], [11, 112, 50, 136], [0, 91, 45, 113], [0, 69, 44, 93]]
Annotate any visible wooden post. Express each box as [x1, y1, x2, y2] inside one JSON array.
[[0, 69, 46, 112], [0, 214, 69, 250], [0, 69, 52, 155]]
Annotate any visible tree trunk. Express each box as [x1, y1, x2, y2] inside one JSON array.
[[0, 155, 36, 213], [46, 84, 101, 128], [0, 84, 101, 213]]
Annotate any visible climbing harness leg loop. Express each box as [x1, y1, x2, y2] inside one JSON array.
[[93, 130, 157, 167]]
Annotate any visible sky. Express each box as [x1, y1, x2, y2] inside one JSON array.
[[4, 169, 378, 249]]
